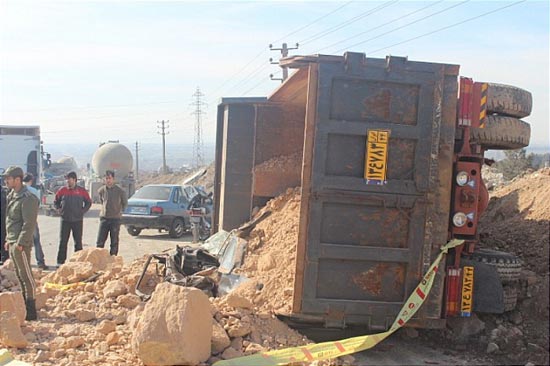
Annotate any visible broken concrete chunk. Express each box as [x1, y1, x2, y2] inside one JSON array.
[[0, 312, 28, 348], [131, 283, 212, 365]]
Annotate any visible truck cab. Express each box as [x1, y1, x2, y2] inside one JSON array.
[[0, 125, 43, 182]]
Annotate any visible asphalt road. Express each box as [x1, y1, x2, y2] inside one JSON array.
[[34, 204, 194, 267]]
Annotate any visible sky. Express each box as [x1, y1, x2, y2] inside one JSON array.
[[0, 0, 548, 150]]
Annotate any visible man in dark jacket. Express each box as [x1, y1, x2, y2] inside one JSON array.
[[54, 171, 92, 265], [96, 170, 128, 256]]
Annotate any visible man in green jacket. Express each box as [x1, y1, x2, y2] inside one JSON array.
[[3, 166, 39, 320]]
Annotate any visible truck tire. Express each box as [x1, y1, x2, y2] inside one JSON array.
[[468, 248, 522, 283], [486, 83, 532, 118], [127, 226, 142, 236], [470, 115, 530, 150], [503, 285, 518, 312], [169, 218, 185, 238]]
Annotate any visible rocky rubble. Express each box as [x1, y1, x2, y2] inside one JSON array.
[[0, 241, 336, 365]]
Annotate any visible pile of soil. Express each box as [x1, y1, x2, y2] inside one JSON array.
[[253, 153, 302, 175], [233, 187, 301, 314], [476, 168, 550, 365], [479, 168, 550, 274]]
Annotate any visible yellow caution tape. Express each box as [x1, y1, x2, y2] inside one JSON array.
[[0, 349, 31, 366], [44, 282, 85, 291], [214, 239, 464, 366]]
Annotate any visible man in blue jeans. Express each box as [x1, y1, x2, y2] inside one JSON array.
[[54, 171, 92, 266], [96, 170, 127, 255], [23, 173, 48, 270]]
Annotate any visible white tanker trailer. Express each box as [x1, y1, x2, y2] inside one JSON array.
[[87, 141, 135, 202]]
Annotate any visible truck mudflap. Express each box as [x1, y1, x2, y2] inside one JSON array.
[[461, 258, 505, 314]]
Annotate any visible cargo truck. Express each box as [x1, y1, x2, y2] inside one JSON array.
[[212, 52, 531, 331], [0, 125, 43, 181]]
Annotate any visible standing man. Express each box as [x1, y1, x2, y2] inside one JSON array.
[[3, 166, 39, 320], [23, 173, 49, 270], [96, 170, 127, 256], [0, 179, 8, 264], [54, 171, 91, 266]]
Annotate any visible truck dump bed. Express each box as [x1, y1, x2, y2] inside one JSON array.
[[214, 52, 459, 330]]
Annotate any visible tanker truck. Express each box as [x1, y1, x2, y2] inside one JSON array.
[[87, 141, 135, 202]]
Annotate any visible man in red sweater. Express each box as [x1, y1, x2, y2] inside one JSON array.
[[54, 171, 92, 266]]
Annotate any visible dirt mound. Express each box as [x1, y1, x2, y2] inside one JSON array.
[[476, 168, 550, 365], [234, 187, 301, 315], [479, 168, 550, 274]]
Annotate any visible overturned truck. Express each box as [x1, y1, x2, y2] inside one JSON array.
[[213, 53, 531, 331]]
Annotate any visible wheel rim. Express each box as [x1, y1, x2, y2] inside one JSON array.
[[174, 220, 184, 236]]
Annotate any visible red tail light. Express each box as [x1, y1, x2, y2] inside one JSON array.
[[445, 267, 461, 317], [150, 206, 163, 214]]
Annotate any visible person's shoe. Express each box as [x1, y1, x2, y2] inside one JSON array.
[[38, 263, 49, 270], [25, 299, 37, 321]]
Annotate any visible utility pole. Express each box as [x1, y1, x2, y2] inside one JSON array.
[[269, 42, 299, 82], [191, 87, 206, 169], [134, 141, 140, 183], [157, 120, 169, 174]]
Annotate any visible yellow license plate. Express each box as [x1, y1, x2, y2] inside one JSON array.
[[460, 266, 474, 316], [365, 129, 390, 185]]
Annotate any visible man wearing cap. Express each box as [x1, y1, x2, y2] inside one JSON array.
[[23, 173, 49, 270], [3, 166, 40, 320], [1, 180, 8, 264], [54, 171, 92, 266], [96, 170, 127, 256]]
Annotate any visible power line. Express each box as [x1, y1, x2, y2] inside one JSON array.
[[270, 1, 354, 44], [242, 71, 281, 96], [299, 0, 398, 46], [8, 100, 179, 113], [232, 62, 272, 94], [208, 48, 268, 98], [335, 0, 470, 53], [208, 1, 356, 103], [367, 0, 527, 55], [316, 0, 443, 53]]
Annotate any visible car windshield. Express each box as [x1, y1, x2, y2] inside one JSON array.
[[131, 186, 172, 200]]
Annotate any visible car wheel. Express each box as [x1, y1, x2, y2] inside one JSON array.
[[127, 226, 142, 237], [169, 218, 185, 238]]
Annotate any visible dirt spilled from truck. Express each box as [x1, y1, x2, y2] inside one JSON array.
[[233, 187, 301, 315], [476, 167, 550, 365]]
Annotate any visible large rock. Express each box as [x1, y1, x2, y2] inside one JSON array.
[[0, 312, 28, 348], [447, 313, 486, 340], [68, 247, 122, 271], [225, 292, 253, 310], [131, 283, 212, 365], [45, 262, 95, 284], [212, 320, 231, 354], [0, 291, 26, 326], [103, 280, 128, 298]]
